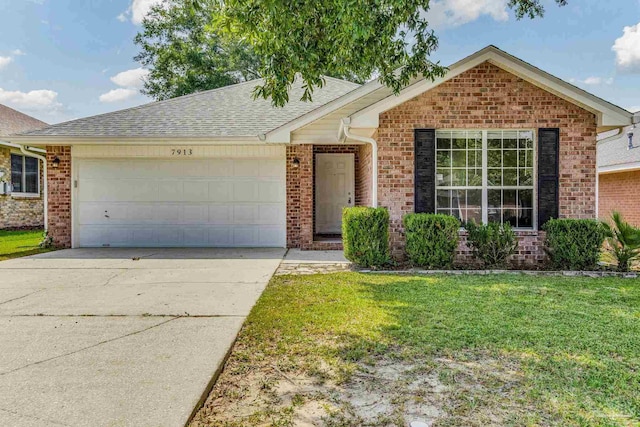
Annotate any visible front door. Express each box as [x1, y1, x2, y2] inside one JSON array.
[[315, 153, 355, 234]]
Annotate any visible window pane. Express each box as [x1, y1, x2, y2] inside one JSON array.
[[24, 157, 38, 193], [452, 150, 466, 167], [468, 150, 482, 168], [504, 209, 518, 227], [519, 131, 534, 149], [503, 169, 517, 186], [437, 209, 451, 217], [466, 208, 482, 224], [503, 131, 518, 149], [452, 190, 465, 211], [518, 209, 533, 228], [468, 132, 482, 149], [451, 169, 466, 186], [488, 150, 501, 167], [437, 190, 451, 209], [488, 131, 502, 149], [437, 170, 452, 186], [519, 150, 533, 168], [488, 209, 501, 223], [519, 168, 533, 186], [487, 169, 502, 186], [452, 131, 466, 149], [503, 190, 517, 209], [503, 150, 517, 168], [437, 151, 451, 168], [467, 190, 482, 210], [468, 168, 482, 186], [488, 189, 501, 208], [437, 132, 451, 149], [518, 189, 533, 209], [11, 154, 22, 193]]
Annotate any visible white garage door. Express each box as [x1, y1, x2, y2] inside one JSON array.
[[76, 157, 286, 247]]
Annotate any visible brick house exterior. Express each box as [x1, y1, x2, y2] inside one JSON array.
[[9, 47, 632, 263], [0, 104, 47, 229]]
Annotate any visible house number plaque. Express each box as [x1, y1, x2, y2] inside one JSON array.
[[170, 148, 194, 156]]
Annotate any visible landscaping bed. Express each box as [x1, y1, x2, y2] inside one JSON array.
[[190, 272, 640, 427]]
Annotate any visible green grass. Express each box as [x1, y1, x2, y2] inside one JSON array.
[[233, 273, 640, 426], [0, 229, 52, 260]]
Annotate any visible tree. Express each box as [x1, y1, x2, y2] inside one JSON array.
[[203, 0, 567, 106], [134, 0, 261, 101]]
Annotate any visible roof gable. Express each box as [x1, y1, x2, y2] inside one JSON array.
[[0, 104, 47, 137]]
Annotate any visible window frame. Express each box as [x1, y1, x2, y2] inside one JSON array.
[[434, 129, 537, 231], [10, 152, 41, 197]]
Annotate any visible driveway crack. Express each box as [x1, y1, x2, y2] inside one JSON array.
[[0, 407, 72, 426], [0, 317, 179, 377], [0, 289, 45, 307]]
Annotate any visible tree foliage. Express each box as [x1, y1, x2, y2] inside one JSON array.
[[202, 0, 567, 106], [134, 0, 261, 100], [602, 211, 640, 272]]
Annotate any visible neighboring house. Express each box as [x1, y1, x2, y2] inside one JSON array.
[[9, 46, 633, 265], [0, 104, 48, 229], [598, 112, 640, 226]]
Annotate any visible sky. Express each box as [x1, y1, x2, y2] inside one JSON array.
[[0, 0, 639, 125]]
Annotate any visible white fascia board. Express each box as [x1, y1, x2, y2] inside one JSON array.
[[599, 162, 640, 174], [5, 135, 264, 146], [349, 47, 633, 129], [264, 81, 385, 143]]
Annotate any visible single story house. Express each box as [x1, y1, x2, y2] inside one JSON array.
[[0, 104, 48, 229], [598, 112, 640, 226], [9, 46, 634, 264]]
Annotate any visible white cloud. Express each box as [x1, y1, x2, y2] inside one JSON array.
[[121, 0, 163, 25], [117, 13, 127, 23], [627, 106, 640, 113], [569, 76, 613, 86], [425, 0, 509, 30], [110, 67, 149, 89], [99, 88, 137, 103], [0, 88, 62, 110], [0, 56, 13, 70], [11, 49, 25, 56], [612, 22, 640, 73]]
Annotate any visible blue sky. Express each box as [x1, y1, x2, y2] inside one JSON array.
[[0, 0, 639, 124]]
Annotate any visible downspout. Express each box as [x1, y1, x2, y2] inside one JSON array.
[[19, 145, 48, 231], [341, 118, 378, 207]]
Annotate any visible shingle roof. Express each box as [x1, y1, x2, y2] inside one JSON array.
[[21, 77, 361, 138], [0, 104, 48, 137], [598, 120, 640, 169]]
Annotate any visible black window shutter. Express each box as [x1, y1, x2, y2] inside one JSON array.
[[414, 129, 436, 213], [537, 128, 560, 227]]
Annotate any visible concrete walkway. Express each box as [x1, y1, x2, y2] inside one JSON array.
[[275, 249, 352, 275], [0, 248, 284, 427]]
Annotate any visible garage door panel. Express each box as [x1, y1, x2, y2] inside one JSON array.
[[76, 157, 285, 247]]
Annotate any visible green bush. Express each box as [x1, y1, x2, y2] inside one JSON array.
[[403, 213, 460, 268], [543, 219, 606, 270], [342, 207, 390, 268], [601, 212, 640, 272], [464, 221, 518, 268]]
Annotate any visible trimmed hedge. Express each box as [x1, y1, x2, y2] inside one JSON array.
[[543, 219, 606, 270], [403, 213, 460, 268], [465, 221, 518, 268], [342, 207, 390, 268]]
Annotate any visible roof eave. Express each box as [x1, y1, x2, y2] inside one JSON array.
[[5, 134, 265, 146]]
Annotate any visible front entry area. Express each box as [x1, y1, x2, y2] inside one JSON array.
[[74, 148, 286, 248], [315, 153, 355, 235]]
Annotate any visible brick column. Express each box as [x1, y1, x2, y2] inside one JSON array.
[[46, 146, 72, 248]]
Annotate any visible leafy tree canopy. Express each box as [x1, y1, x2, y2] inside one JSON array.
[[209, 0, 567, 106]]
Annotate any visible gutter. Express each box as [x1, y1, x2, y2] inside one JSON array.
[[0, 141, 48, 231], [341, 118, 378, 207]]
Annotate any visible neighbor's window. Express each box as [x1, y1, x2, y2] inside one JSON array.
[[435, 130, 534, 229], [11, 154, 39, 194]]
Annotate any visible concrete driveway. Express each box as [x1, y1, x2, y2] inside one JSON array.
[[0, 248, 284, 427]]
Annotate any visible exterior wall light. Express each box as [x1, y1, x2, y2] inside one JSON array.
[[52, 156, 61, 168], [292, 157, 300, 168]]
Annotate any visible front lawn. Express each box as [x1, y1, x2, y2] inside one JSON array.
[[0, 229, 52, 261], [191, 273, 640, 427]]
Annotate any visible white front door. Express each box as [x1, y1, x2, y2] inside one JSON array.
[[315, 153, 355, 234]]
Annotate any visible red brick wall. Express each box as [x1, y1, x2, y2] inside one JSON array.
[[599, 170, 640, 226], [46, 146, 72, 248], [356, 143, 373, 207], [378, 62, 597, 262]]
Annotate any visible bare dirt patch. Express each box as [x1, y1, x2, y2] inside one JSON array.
[[190, 348, 537, 427]]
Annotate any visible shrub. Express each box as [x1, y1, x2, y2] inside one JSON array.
[[403, 213, 460, 268], [602, 211, 640, 272], [543, 219, 606, 271], [342, 207, 391, 268], [464, 221, 518, 268]]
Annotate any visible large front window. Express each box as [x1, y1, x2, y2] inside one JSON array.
[[11, 154, 40, 195], [435, 130, 535, 229]]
